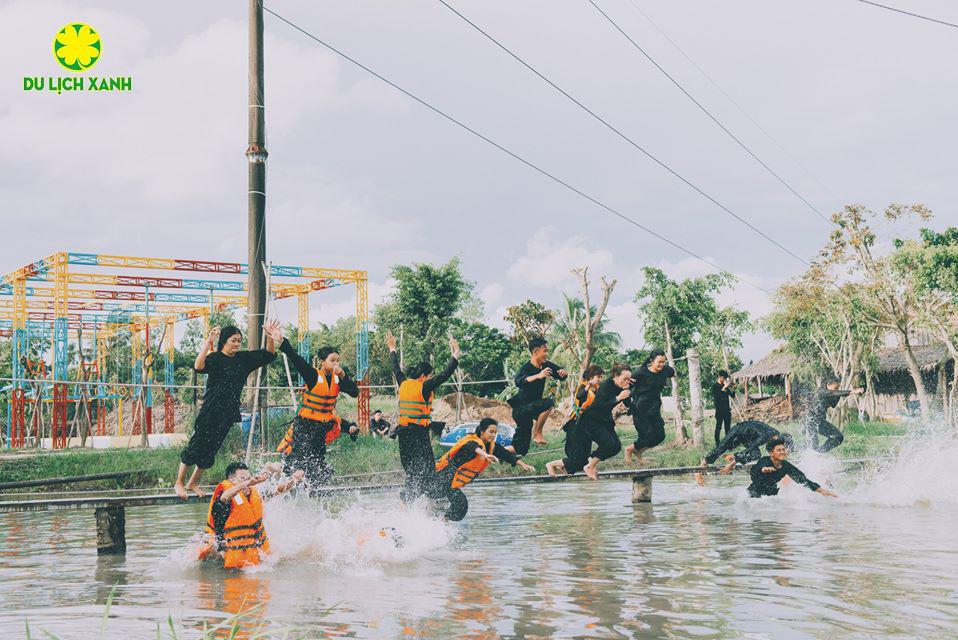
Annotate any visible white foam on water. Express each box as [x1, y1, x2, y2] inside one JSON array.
[[167, 492, 458, 574], [842, 426, 958, 507]]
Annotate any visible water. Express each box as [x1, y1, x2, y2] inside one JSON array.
[[2, 442, 958, 639]]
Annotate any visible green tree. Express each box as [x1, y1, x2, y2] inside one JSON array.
[[550, 294, 621, 383], [504, 299, 555, 346]]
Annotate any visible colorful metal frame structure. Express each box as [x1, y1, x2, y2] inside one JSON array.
[[1, 252, 369, 448]]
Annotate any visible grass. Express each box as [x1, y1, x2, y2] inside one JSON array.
[[1, 418, 904, 492]]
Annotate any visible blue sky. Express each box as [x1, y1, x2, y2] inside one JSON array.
[[2, 0, 956, 363]]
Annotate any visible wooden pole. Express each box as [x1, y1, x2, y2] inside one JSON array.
[[687, 348, 704, 447]]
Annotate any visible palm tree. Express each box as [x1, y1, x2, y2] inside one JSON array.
[[551, 295, 622, 381]]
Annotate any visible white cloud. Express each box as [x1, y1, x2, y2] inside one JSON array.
[[506, 226, 615, 289]]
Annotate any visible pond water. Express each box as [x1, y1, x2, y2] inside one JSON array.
[[1, 442, 957, 639]]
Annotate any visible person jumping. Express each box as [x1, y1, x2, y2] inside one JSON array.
[[507, 336, 568, 455], [174, 321, 279, 499], [624, 350, 675, 465]]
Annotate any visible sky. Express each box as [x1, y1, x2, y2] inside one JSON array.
[[2, 0, 957, 365]]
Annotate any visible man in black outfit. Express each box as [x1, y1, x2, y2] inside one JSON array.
[[370, 410, 391, 438], [807, 378, 864, 452], [696, 420, 794, 484], [711, 370, 736, 445], [507, 336, 568, 456], [748, 436, 837, 498]]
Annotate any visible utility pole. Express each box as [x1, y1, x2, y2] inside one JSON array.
[[247, 0, 267, 356]]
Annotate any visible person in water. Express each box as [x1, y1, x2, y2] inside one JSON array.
[[507, 336, 568, 455], [175, 322, 279, 499], [432, 418, 535, 521], [695, 420, 793, 485], [624, 349, 675, 465], [387, 330, 460, 503], [747, 436, 837, 499], [275, 337, 360, 485], [807, 378, 864, 452], [547, 364, 632, 480], [199, 461, 303, 569]]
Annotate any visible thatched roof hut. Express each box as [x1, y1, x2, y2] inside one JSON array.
[[875, 343, 951, 374], [731, 348, 794, 382]]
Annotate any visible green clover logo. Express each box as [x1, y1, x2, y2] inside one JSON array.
[[53, 23, 101, 72]]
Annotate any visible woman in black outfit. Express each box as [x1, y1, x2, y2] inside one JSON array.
[[624, 349, 675, 466], [578, 364, 633, 480], [174, 321, 279, 499]]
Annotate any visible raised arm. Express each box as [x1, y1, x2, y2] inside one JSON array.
[[336, 368, 360, 398], [279, 338, 317, 388], [423, 335, 461, 396], [194, 327, 219, 372], [386, 331, 405, 383]]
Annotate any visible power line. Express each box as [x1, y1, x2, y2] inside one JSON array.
[[261, 6, 775, 295], [625, 0, 840, 206], [584, 0, 831, 226], [434, 0, 811, 267], [852, 0, 958, 29]]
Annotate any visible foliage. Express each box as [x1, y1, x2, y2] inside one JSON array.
[[503, 299, 555, 346], [550, 294, 622, 379]]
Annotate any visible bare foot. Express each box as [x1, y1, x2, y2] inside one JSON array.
[[174, 482, 188, 500], [694, 472, 704, 486], [545, 460, 564, 477], [187, 483, 207, 498], [533, 439, 548, 446], [584, 463, 598, 480], [624, 445, 635, 466]]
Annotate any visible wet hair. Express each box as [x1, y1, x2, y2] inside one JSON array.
[[218, 325, 242, 351], [316, 346, 339, 362], [643, 349, 666, 366], [406, 361, 434, 379], [475, 417, 498, 435], [766, 435, 787, 453], [582, 364, 604, 380], [224, 461, 249, 478], [610, 363, 631, 378], [718, 369, 729, 378], [528, 336, 547, 353]]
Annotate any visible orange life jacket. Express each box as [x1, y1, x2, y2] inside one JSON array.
[[572, 381, 598, 418], [398, 379, 432, 428], [200, 480, 270, 569], [435, 434, 493, 489], [299, 370, 341, 422]]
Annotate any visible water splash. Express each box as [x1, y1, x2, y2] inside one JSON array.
[[171, 492, 458, 573]]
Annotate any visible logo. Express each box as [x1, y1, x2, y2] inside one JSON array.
[[53, 23, 101, 72], [22, 22, 132, 94]]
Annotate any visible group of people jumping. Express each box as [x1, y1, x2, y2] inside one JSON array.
[[178, 323, 853, 569]]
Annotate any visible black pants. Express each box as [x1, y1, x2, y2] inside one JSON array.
[[808, 419, 844, 453], [588, 423, 622, 462], [704, 430, 758, 465], [714, 411, 732, 445], [633, 414, 666, 450], [397, 428, 438, 502], [511, 398, 554, 456], [443, 488, 469, 521], [283, 416, 336, 486], [180, 417, 236, 469], [562, 421, 588, 474]]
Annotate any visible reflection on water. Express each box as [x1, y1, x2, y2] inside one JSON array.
[[1, 462, 958, 639]]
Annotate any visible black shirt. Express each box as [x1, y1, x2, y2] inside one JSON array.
[[279, 339, 359, 398], [509, 360, 567, 408], [810, 387, 852, 423], [371, 417, 391, 435], [446, 440, 519, 469], [578, 378, 630, 430], [711, 382, 735, 414], [389, 351, 458, 397], [630, 365, 675, 417], [195, 349, 276, 423], [748, 456, 820, 497]]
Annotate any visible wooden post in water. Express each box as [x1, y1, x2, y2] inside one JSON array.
[[687, 348, 704, 447], [632, 476, 652, 503], [95, 505, 126, 555]]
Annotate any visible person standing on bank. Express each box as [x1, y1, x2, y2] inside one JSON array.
[[711, 370, 736, 445], [174, 322, 279, 499], [507, 336, 568, 455], [624, 350, 675, 466], [387, 330, 460, 502]]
